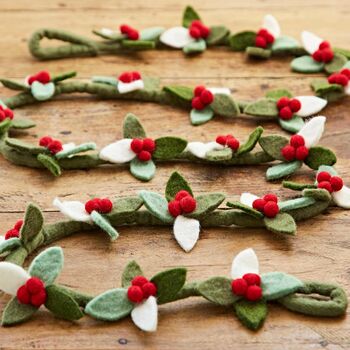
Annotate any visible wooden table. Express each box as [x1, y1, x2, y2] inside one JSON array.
[[0, 1, 349, 348]]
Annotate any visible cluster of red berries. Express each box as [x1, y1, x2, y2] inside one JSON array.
[[281, 135, 309, 162], [17, 277, 47, 307], [255, 29, 275, 49], [85, 198, 113, 214], [312, 41, 334, 63], [130, 138, 156, 162], [0, 105, 14, 122], [252, 193, 279, 218], [39, 136, 63, 155], [276, 96, 301, 120], [328, 68, 350, 87], [191, 85, 214, 110], [168, 190, 197, 218], [27, 70, 51, 85], [215, 134, 240, 151], [231, 273, 262, 301], [127, 276, 157, 303], [118, 71, 142, 83], [120, 24, 139, 40], [4, 220, 23, 240], [317, 171, 343, 193], [188, 20, 210, 39]]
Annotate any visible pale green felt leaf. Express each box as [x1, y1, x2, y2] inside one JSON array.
[[183, 39, 206, 54], [1, 297, 37, 326], [198, 277, 239, 306], [11, 118, 36, 129], [188, 193, 225, 219], [0, 238, 21, 255], [163, 85, 193, 101], [20, 203, 44, 244], [237, 126, 264, 155], [121, 261, 143, 288], [182, 6, 201, 27], [123, 113, 146, 139], [206, 26, 229, 46], [324, 53, 348, 74], [143, 77, 160, 91], [265, 89, 293, 100], [130, 158, 156, 182], [246, 46, 271, 59], [153, 137, 187, 160], [266, 161, 302, 181], [51, 71, 76, 83], [91, 76, 118, 87], [0, 119, 12, 133], [138, 190, 174, 223], [244, 98, 279, 118], [140, 27, 165, 41], [29, 247, 63, 285], [271, 35, 300, 52], [278, 197, 316, 212], [229, 31, 256, 51], [291, 55, 324, 73], [0, 79, 29, 91], [5, 138, 46, 155], [264, 212, 296, 235], [37, 153, 62, 176], [211, 94, 240, 117], [318, 165, 337, 176], [205, 147, 232, 161], [85, 288, 133, 321], [279, 116, 305, 133], [261, 272, 303, 300], [90, 211, 119, 240], [234, 300, 268, 330], [121, 40, 155, 50], [165, 171, 193, 201], [31, 81, 55, 101], [55, 142, 96, 159], [304, 146, 337, 170], [226, 201, 264, 219], [190, 107, 214, 125], [151, 268, 187, 304], [258, 135, 289, 161], [302, 188, 332, 202]]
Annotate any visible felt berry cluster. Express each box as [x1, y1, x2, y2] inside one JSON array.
[[85, 198, 113, 214], [276, 96, 301, 120], [252, 193, 279, 218], [127, 276, 157, 303], [328, 68, 350, 86], [130, 138, 156, 162], [191, 86, 214, 110], [317, 171, 343, 193], [17, 277, 47, 307], [118, 71, 142, 83], [188, 20, 210, 39], [120, 24, 139, 40], [39, 136, 63, 155], [281, 135, 309, 161], [312, 41, 334, 63], [255, 28, 275, 49], [27, 70, 51, 85], [4, 220, 23, 240], [168, 190, 197, 217], [231, 273, 262, 301], [0, 105, 14, 122], [216, 134, 240, 151]]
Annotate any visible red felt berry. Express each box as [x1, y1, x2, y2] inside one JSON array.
[[17, 285, 30, 304], [127, 29, 139, 40], [290, 135, 305, 148], [180, 196, 197, 214], [199, 25, 210, 38], [132, 71, 141, 81], [295, 146, 309, 161], [36, 71, 51, 84], [340, 68, 350, 78], [279, 106, 293, 120], [216, 135, 227, 145], [263, 193, 278, 203], [39, 136, 53, 147], [330, 176, 343, 192], [191, 20, 203, 28], [276, 97, 290, 109], [119, 72, 133, 83], [191, 96, 205, 110], [189, 26, 201, 39], [175, 190, 191, 201], [131, 276, 149, 287], [231, 278, 248, 296], [289, 98, 301, 113], [245, 285, 262, 301], [319, 41, 330, 50], [265, 32, 274, 44], [317, 171, 331, 183], [142, 138, 156, 153], [137, 150, 152, 162], [312, 50, 323, 62], [85, 198, 101, 214], [27, 75, 36, 85], [0, 110, 5, 121], [255, 35, 267, 48], [317, 181, 333, 193], [338, 74, 349, 86], [263, 201, 279, 218], [327, 73, 339, 84], [48, 140, 63, 154], [226, 137, 240, 151], [14, 219, 23, 231], [4, 108, 14, 120], [142, 282, 157, 298], [30, 289, 47, 307], [200, 89, 214, 105], [99, 198, 113, 213], [120, 24, 132, 34], [127, 285, 144, 303], [194, 85, 206, 97], [168, 200, 182, 217], [5, 228, 19, 240], [281, 145, 296, 161], [243, 273, 261, 286], [322, 48, 334, 63], [130, 138, 144, 153], [26, 277, 45, 295], [252, 198, 266, 212], [257, 29, 268, 38]]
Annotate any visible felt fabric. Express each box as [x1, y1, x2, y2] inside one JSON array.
[[173, 215, 200, 252], [264, 213, 296, 235], [123, 114, 147, 139], [265, 89, 293, 100], [91, 76, 118, 87], [151, 268, 187, 304], [118, 80, 144, 94], [239, 192, 259, 208], [208, 87, 231, 95], [51, 71, 76, 83], [278, 116, 305, 133], [28, 246, 63, 286], [246, 47, 272, 59], [31, 81, 55, 101], [183, 39, 207, 54], [188, 193, 225, 219], [198, 277, 239, 306], [285, 199, 330, 222], [278, 197, 316, 212], [210, 94, 240, 117], [291, 56, 324, 73], [304, 146, 336, 170], [160, 27, 194, 48], [185, 141, 224, 159], [20, 203, 44, 244], [90, 211, 119, 240], [262, 15, 280, 37], [0, 79, 29, 91], [266, 161, 303, 181], [165, 171, 193, 201], [206, 26, 229, 46], [53, 198, 91, 222], [99, 139, 135, 163], [311, 79, 345, 102], [303, 188, 331, 202], [121, 40, 155, 50], [131, 296, 158, 332], [190, 107, 214, 125], [130, 158, 156, 181], [106, 197, 143, 221], [153, 137, 187, 160], [324, 53, 348, 74], [1, 297, 38, 326], [332, 185, 350, 209], [237, 126, 264, 155], [261, 272, 303, 300], [0, 262, 29, 295], [282, 181, 316, 191], [318, 165, 338, 176], [0, 237, 21, 255], [122, 261, 144, 288], [295, 96, 327, 117], [11, 118, 36, 129], [271, 36, 300, 52], [140, 27, 165, 41], [226, 201, 264, 219], [5, 138, 46, 155], [85, 288, 133, 321], [301, 31, 323, 54], [231, 248, 259, 279], [182, 6, 201, 28], [37, 153, 61, 176], [0, 119, 12, 134], [234, 300, 268, 330], [205, 148, 232, 161], [55, 142, 96, 159], [93, 28, 125, 40], [244, 98, 279, 117], [229, 31, 256, 51], [163, 85, 193, 101], [258, 135, 288, 160]]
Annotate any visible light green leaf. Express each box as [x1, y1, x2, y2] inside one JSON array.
[[229, 31, 256, 51], [37, 153, 62, 176], [183, 39, 206, 54], [153, 137, 187, 160], [11, 118, 36, 129], [211, 94, 240, 117], [121, 261, 144, 288], [279, 116, 305, 133], [0, 238, 21, 256], [91, 75, 118, 87], [140, 27, 165, 41], [189, 193, 225, 219], [318, 165, 337, 176], [130, 158, 156, 181], [264, 212, 296, 235], [1, 297, 37, 326], [182, 6, 201, 27], [165, 171, 193, 201], [123, 113, 146, 139], [271, 35, 300, 52], [20, 203, 44, 244], [190, 107, 214, 125], [266, 161, 302, 181], [90, 211, 119, 240], [258, 135, 289, 161], [278, 197, 316, 212], [31, 81, 55, 101], [291, 55, 324, 73], [234, 300, 268, 330]]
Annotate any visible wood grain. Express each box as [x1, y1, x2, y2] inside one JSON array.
[[0, 1, 349, 349]]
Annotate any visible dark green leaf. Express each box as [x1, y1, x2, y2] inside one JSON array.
[[6, 138, 46, 155], [246, 46, 271, 59], [226, 201, 264, 219], [311, 79, 345, 102], [264, 212, 296, 235], [121, 40, 155, 50], [20, 203, 44, 244], [165, 171, 193, 201], [51, 71, 77, 83], [189, 193, 225, 219], [205, 147, 232, 161], [282, 181, 316, 191], [37, 153, 62, 176], [258, 135, 288, 160], [302, 188, 331, 202], [304, 146, 337, 170], [0, 119, 12, 133], [206, 26, 229, 46], [106, 196, 144, 218], [0, 79, 29, 91], [123, 113, 146, 138], [324, 53, 347, 74], [211, 94, 240, 117], [244, 98, 279, 118], [265, 89, 293, 100], [122, 261, 144, 288], [237, 126, 263, 155], [163, 85, 193, 101], [234, 300, 267, 330], [182, 6, 201, 27], [266, 161, 303, 181], [153, 137, 187, 160], [1, 297, 37, 326], [229, 31, 256, 51]]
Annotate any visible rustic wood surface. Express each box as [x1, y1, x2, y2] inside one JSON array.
[[0, 0, 349, 349]]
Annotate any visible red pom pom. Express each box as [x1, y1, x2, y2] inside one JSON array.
[[255, 35, 267, 48], [257, 29, 268, 37], [142, 282, 157, 298], [131, 276, 149, 287], [295, 146, 309, 161], [168, 200, 182, 217], [322, 48, 334, 63], [330, 176, 343, 192], [85, 198, 101, 214], [99, 198, 113, 213], [39, 136, 53, 147], [4, 108, 14, 120], [327, 73, 338, 84], [231, 278, 248, 296], [27, 75, 36, 85], [191, 96, 205, 110], [194, 85, 206, 97], [120, 24, 132, 34], [265, 32, 274, 44], [242, 273, 261, 286], [200, 90, 214, 105], [5, 228, 19, 240], [137, 150, 152, 162], [132, 71, 141, 81], [191, 20, 203, 28], [35, 71, 51, 84], [317, 171, 331, 183], [189, 26, 201, 39], [26, 277, 45, 295], [252, 198, 266, 212], [263, 201, 279, 218], [276, 97, 290, 109], [30, 289, 47, 307], [48, 140, 63, 154], [279, 106, 293, 120], [130, 138, 144, 153], [127, 29, 139, 40], [319, 41, 330, 50], [312, 50, 323, 62], [180, 196, 197, 213], [199, 25, 210, 39], [14, 219, 23, 231], [290, 135, 305, 148], [127, 285, 144, 303], [289, 98, 301, 113], [263, 193, 278, 203], [340, 68, 350, 78], [245, 285, 262, 301], [175, 190, 191, 201], [317, 181, 333, 193], [0, 110, 5, 122], [142, 138, 156, 153], [226, 137, 240, 151], [281, 145, 296, 161], [119, 72, 133, 83], [17, 285, 30, 304], [216, 135, 227, 145]]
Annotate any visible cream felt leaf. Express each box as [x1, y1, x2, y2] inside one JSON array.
[[131, 296, 158, 332], [301, 31, 323, 54], [262, 15, 280, 38], [295, 96, 327, 117], [160, 27, 194, 48], [231, 248, 259, 279], [208, 87, 231, 95], [240, 193, 259, 208], [297, 116, 326, 148], [332, 185, 350, 209], [99, 139, 136, 163], [100, 28, 116, 37], [117, 80, 144, 94], [344, 84, 350, 96], [186, 141, 224, 159], [31, 81, 55, 101], [53, 197, 91, 222], [0, 262, 29, 295], [173, 215, 200, 252], [61, 142, 76, 152]]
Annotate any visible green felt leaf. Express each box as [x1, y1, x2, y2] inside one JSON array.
[[92, 30, 125, 41], [334, 47, 350, 60], [140, 27, 165, 41], [5, 138, 46, 155], [165, 171, 193, 201], [226, 201, 264, 219], [121, 261, 144, 288], [29, 247, 63, 285], [55, 142, 96, 159], [182, 6, 201, 27], [189, 193, 225, 219], [20, 203, 44, 244], [311, 79, 345, 102], [51, 71, 76, 83], [121, 40, 155, 50], [237, 126, 264, 155], [92, 75, 118, 87], [1, 297, 37, 326], [183, 39, 206, 54], [130, 158, 156, 182], [302, 188, 331, 202], [37, 153, 62, 176], [106, 196, 144, 219], [0, 79, 29, 91], [261, 272, 303, 300], [282, 181, 316, 191], [264, 212, 296, 235], [0, 119, 12, 133], [271, 35, 300, 52], [324, 53, 347, 74], [278, 197, 316, 212], [304, 146, 337, 170], [244, 98, 279, 118], [205, 147, 232, 161], [85, 288, 133, 321], [123, 113, 146, 139], [265, 89, 293, 100], [138, 190, 174, 223], [45, 285, 83, 320], [291, 55, 324, 73], [266, 161, 303, 181], [151, 268, 187, 304], [0, 237, 21, 255], [198, 277, 239, 306], [31, 81, 55, 101], [143, 77, 160, 91], [246, 46, 271, 59], [163, 85, 193, 102], [279, 116, 305, 133], [206, 26, 229, 46], [258, 135, 289, 161], [90, 211, 119, 240], [229, 31, 256, 51], [153, 137, 187, 160], [190, 107, 214, 125], [234, 300, 268, 330], [210, 94, 240, 117], [11, 118, 36, 129]]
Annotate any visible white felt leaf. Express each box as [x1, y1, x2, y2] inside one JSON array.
[[208, 87, 231, 96], [301, 31, 323, 54], [240, 193, 259, 208], [297, 116, 326, 148], [0, 262, 30, 295], [186, 142, 224, 159], [173, 215, 200, 252], [231, 248, 259, 279], [332, 185, 350, 209], [100, 28, 116, 36], [53, 197, 91, 222], [99, 139, 136, 163], [31, 81, 55, 101], [295, 96, 327, 117], [344, 84, 350, 96], [160, 27, 194, 48], [262, 14, 280, 38], [62, 142, 76, 152], [131, 296, 158, 332], [117, 80, 144, 94]]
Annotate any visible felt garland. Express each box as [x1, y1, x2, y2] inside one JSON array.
[[0, 247, 346, 331]]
